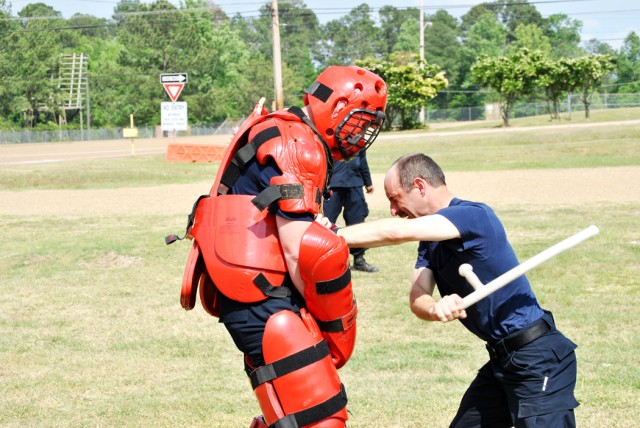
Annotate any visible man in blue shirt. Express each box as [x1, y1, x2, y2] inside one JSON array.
[[323, 151, 379, 272], [332, 153, 579, 427]]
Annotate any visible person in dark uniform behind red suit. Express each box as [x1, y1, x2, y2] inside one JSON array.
[[323, 150, 379, 272], [178, 66, 387, 427], [329, 153, 579, 428]]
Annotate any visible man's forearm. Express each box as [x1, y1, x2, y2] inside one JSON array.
[[337, 218, 407, 248]]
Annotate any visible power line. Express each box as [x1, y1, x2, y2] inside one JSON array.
[[1, 0, 637, 43]]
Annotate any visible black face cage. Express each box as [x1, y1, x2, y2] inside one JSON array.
[[336, 109, 386, 160]]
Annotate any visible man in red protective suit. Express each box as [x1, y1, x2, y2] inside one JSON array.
[[176, 66, 387, 427]]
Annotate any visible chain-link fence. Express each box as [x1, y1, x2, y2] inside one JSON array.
[[0, 122, 237, 145], [425, 93, 640, 124], [2, 93, 639, 144]]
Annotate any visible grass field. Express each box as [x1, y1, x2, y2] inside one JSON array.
[[1, 111, 639, 427]]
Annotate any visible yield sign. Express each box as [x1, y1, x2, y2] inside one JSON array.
[[163, 83, 184, 102]]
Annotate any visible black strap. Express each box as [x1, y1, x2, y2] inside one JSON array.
[[218, 126, 281, 194], [287, 106, 334, 199], [316, 270, 351, 295], [253, 273, 291, 299], [316, 318, 345, 333], [306, 81, 334, 103], [252, 185, 284, 211], [250, 340, 331, 389], [503, 319, 550, 351], [486, 318, 551, 360], [271, 384, 348, 428], [164, 194, 210, 245], [251, 183, 306, 211]]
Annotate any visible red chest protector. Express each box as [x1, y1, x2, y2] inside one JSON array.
[[178, 102, 331, 313]]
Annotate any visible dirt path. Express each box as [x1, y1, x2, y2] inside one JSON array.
[[1, 127, 638, 217], [1, 166, 638, 217]]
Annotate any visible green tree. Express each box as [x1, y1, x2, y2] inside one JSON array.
[[225, 0, 320, 109], [494, 0, 544, 44], [246, 0, 321, 87], [583, 39, 615, 56], [537, 57, 572, 120], [378, 6, 419, 56], [319, 4, 383, 66], [471, 48, 546, 126], [358, 55, 448, 130], [456, 10, 508, 111], [544, 14, 583, 59], [566, 54, 616, 118], [114, 0, 184, 125], [510, 23, 551, 56], [424, 11, 462, 85], [616, 32, 640, 93], [6, 2, 67, 127]]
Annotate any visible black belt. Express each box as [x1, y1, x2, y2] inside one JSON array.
[[486, 318, 551, 361]]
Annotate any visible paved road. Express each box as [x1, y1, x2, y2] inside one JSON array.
[[0, 134, 233, 166], [3, 119, 639, 166]]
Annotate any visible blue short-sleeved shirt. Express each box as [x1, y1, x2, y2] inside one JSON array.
[[416, 198, 544, 341]]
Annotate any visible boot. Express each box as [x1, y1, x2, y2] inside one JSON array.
[[249, 416, 267, 428], [352, 254, 379, 273]]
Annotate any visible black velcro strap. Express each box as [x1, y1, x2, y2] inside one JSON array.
[[316, 318, 344, 333], [250, 340, 331, 389], [316, 302, 357, 334], [253, 273, 291, 299], [218, 163, 242, 195], [316, 269, 351, 295], [218, 126, 281, 195], [278, 183, 305, 200], [251, 184, 305, 211], [165, 194, 210, 244], [235, 143, 258, 167], [252, 185, 284, 211], [252, 126, 281, 147], [306, 81, 334, 103], [271, 384, 348, 428]]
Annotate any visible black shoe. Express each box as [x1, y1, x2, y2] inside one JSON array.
[[353, 256, 379, 273]]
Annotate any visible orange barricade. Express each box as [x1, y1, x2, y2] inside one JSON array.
[[166, 143, 227, 163]]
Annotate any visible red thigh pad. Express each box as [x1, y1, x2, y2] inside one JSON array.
[[252, 310, 348, 427]]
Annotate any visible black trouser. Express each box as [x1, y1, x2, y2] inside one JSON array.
[[450, 313, 579, 428]]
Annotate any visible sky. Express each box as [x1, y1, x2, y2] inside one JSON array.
[[7, 0, 639, 49]]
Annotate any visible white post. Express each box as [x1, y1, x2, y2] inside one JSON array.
[[271, 0, 284, 110], [418, 0, 425, 126]]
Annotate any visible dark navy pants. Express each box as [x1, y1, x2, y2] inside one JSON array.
[[217, 285, 305, 374], [323, 186, 369, 258], [450, 315, 579, 427]]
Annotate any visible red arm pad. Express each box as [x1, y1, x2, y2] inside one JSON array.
[[298, 221, 357, 368]]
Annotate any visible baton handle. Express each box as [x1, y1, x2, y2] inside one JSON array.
[[461, 225, 599, 309]]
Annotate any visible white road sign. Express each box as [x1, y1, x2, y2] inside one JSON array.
[[161, 101, 188, 131], [160, 73, 188, 83]]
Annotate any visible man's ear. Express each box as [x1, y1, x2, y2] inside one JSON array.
[[414, 177, 428, 196]]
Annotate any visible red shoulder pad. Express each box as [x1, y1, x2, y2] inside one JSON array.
[[255, 118, 327, 214]]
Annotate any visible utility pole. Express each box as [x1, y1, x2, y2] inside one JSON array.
[[271, 0, 284, 110], [419, 0, 425, 125]]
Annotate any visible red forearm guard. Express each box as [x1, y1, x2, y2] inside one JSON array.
[[298, 221, 357, 369]]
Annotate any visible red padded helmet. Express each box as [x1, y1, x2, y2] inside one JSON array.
[[304, 66, 387, 161]]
